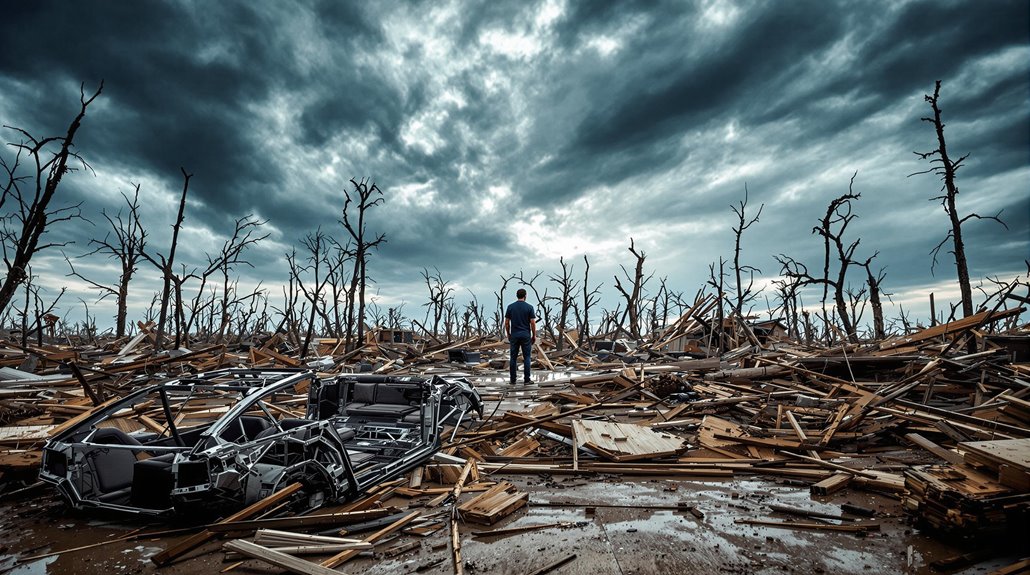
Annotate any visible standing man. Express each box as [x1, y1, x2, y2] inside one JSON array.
[[504, 288, 537, 384]]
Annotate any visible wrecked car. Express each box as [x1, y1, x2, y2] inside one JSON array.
[[39, 368, 482, 516]]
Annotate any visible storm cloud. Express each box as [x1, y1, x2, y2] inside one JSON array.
[[1, 0, 1027, 330]]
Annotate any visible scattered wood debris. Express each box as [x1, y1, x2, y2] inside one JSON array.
[[0, 301, 1026, 571]]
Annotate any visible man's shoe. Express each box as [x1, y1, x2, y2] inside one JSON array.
[[509, 380, 517, 386], [523, 379, 532, 385]]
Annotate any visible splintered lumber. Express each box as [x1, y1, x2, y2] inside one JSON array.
[[223, 539, 341, 575], [320, 510, 422, 568], [450, 513, 463, 575], [449, 404, 599, 447], [0, 425, 55, 444], [151, 482, 303, 566], [471, 522, 583, 538], [734, 518, 879, 533], [254, 529, 370, 549], [905, 433, 966, 466], [811, 471, 853, 495], [960, 438, 1030, 491], [526, 553, 577, 575], [571, 419, 685, 461], [878, 307, 1024, 351], [457, 481, 528, 525], [903, 463, 1020, 532]]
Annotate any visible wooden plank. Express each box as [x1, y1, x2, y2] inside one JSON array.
[[960, 438, 1030, 472], [206, 508, 394, 533], [457, 481, 528, 525], [223, 539, 342, 575], [571, 419, 685, 460], [810, 471, 852, 495], [734, 519, 879, 533], [151, 482, 303, 566], [905, 433, 966, 465], [320, 510, 421, 568], [878, 307, 1023, 350]]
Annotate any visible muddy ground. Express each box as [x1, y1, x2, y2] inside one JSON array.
[[1, 375, 1025, 575]]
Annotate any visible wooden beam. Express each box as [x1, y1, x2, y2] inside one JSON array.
[[320, 510, 421, 569], [223, 539, 342, 575]]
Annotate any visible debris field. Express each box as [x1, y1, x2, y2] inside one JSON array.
[[0, 302, 1028, 575]]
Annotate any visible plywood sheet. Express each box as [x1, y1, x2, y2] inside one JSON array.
[[572, 419, 685, 461], [961, 438, 1030, 472]]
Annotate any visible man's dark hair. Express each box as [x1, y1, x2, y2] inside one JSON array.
[[516, 288, 527, 299]]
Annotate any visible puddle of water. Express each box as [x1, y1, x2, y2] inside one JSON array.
[[4, 556, 57, 575]]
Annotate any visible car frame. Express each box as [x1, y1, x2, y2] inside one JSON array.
[[39, 368, 481, 516]]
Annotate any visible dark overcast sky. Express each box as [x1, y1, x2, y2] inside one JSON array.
[[1, 0, 1027, 331]]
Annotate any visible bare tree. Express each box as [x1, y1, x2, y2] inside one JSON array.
[[548, 257, 579, 351], [421, 267, 453, 337], [731, 185, 764, 317], [66, 184, 147, 338], [15, 267, 65, 346], [340, 178, 386, 351], [912, 80, 1007, 321], [290, 229, 334, 357], [707, 257, 728, 351], [771, 260, 804, 340], [493, 273, 517, 336], [613, 238, 652, 340], [578, 255, 602, 347], [141, 168, 191, 350], [0, 81, 103, 314], [858, 254, 889, 339], [518, 270, 553, 343]]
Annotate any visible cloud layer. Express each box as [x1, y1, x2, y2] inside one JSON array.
[[1, 0, 1027, 330]]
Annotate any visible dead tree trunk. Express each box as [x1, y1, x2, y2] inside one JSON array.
[[812, 175, 862, 342], [579, 255, 601, 347], [340, 178, 386, 351], [65, 184, 148, 338], [548, 257, 578, 351], [731, 185, 763, 317], [142, 168, 192, 351], [859, 255, 887, 339], [613, 239, 651, 340], [913, 80, 1007, 324], [0, 81, 103, 314]]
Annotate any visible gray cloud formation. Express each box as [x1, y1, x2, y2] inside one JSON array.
[[0, 0, 1027, 329]]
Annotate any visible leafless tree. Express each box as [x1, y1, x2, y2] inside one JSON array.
[[707, 257, 729, 351], [770, 261, 804, 340], [518, 270, 553, 342], [858, 254, 889, 339], [0, 81, 103, 314], [325, 241, 353, 337], [289, 229, 334, 357], [548, 257, 579, 351], [421, 267, 453, 337], [15, 267, 65, 346], [613, 238, 652, 340], [141, 168, 192, 350], [731, 185, 764, 317], [912, 80, 1007, 322], [578, 255, 602, 347], [493, 273, 517, 336], [65, 184, 147, 338], [207, 216, 268, 342], [340, 178, 386, 351]]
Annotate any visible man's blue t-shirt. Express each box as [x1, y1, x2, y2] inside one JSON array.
[[505, 300, 536, 338]]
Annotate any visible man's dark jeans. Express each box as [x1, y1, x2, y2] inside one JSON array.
[[509, 335, 532, 383]]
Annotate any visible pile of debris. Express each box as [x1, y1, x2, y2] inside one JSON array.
[[0, 304, 1028, 573]]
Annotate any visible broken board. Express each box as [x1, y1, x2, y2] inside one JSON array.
[[572, 419, 685, 462]]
